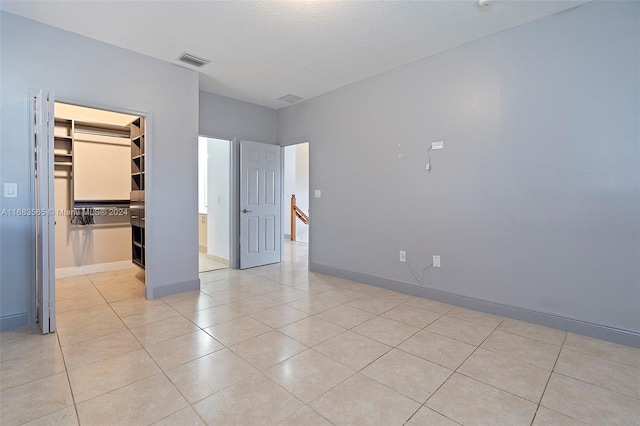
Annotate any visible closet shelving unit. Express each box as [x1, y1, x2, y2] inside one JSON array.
[[54, 119, 74, 166], [54, 118, 74, 208], [54, 118, 74, 164], [130, 117, 145, 269]]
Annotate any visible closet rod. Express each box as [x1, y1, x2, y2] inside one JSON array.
[[73, 137, 131, 147], [74, 120, 130, 138], [74, 128, 130, 139]]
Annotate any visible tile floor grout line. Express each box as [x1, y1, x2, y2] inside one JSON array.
[[471, 332, 561, 370], [56, 276, 111, 316], [306, 365, 426, 425], [548, 370, 640, 401], [530, 330, 569, 426], [315, 336, 393, 373], [70, 371, 167, 410], [401, 407, 424, 426], [453, 369, 547, 405], [393, 346, 455, 372], [300, 405, 337, 426], [29, 331, 80, 426], [440, 311, 505, 330], [244, 371, 308, 425], [559, 341, 640, 369], [249, 371, 318, 417], [494, 327, 564, 348], [183, 369, 264, 407], [420, 320, 501, 422]]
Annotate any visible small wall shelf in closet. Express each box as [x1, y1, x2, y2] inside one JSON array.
[[54, 118, 74, 208], [130, 117, 146, 269], [54, 119, 74, 165]]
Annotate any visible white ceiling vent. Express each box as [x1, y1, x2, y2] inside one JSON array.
[[177, 52, 210, 68], [278, 94, 304, 104]]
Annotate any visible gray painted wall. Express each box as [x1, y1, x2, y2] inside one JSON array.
[[278, 2, 640, 337], [199, 90, 278, 269], [1, 12, 200, 327], [199, 91, 277, 144]]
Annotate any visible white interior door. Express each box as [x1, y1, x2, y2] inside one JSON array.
[[240, 140, 282, 269], [33, 90, 56, 334]]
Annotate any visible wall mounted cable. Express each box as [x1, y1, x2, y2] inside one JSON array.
[[405, 254, 434, 286]]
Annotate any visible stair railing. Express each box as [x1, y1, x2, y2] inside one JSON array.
[[290, 194, 309, 241]]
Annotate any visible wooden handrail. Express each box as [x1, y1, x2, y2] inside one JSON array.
[[294, 206, 309, 225], [290, 194, 309, 241], [291, 195, 296, 241]]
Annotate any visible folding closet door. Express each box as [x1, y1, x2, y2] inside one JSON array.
[[33, 90, 56, 334]]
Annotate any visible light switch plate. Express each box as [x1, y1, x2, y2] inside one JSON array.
[[314, 190, 321, 198], [4, 183, 17, 198]]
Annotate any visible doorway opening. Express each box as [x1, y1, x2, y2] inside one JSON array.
[[198, 136, 231, 273], [283, 142, 310, 263], [45, 101, 148, 333]]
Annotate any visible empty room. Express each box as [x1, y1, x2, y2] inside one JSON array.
[[0, 1, 638, 425]]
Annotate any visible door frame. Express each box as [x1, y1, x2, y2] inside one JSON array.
[[30, 93, 152, 327], [195, 135, 311, 271]]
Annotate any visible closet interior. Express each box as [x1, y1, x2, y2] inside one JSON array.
[[53, 102, 146, 274]]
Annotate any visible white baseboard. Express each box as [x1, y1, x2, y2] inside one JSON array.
[[56, 261, 133, 278]]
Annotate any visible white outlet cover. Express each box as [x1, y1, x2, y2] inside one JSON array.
[[314, 190, 321, 198], [433, 255, 441, 267], [431, 141, 444, 150], [4, 183, 17, 198]]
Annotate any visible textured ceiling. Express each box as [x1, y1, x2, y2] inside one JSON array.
[[1, 1, 588, 109]]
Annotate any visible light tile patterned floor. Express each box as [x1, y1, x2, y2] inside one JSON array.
[[1, 241, 639, 425]]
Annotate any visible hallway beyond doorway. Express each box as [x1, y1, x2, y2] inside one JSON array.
[[198, 136, 231, 273], [198, 252, 227, 273]]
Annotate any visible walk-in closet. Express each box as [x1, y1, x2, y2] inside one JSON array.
[[53, 103, 146, 277]]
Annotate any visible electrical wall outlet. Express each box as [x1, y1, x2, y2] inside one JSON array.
[[431, 141, 444, 150], [433, 255, 441, 268], [399, 251, 407, 262]]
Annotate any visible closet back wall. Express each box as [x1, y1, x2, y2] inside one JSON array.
[[54, 180, 131, 270], [54, 104, 134, 271]]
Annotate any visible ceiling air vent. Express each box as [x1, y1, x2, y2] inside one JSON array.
[[177, 52, 210, 68], [278, 94, 304, 104]]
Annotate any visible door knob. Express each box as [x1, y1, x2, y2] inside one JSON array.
[[242, 209, 253, 213]]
